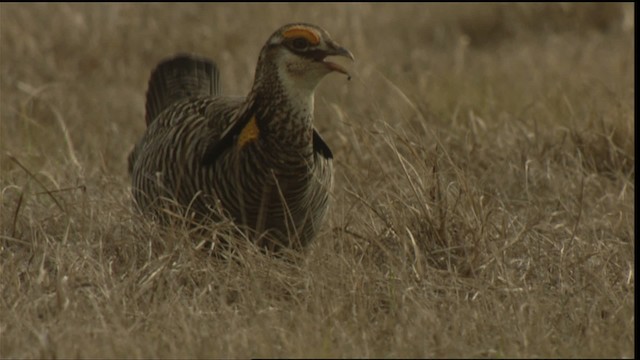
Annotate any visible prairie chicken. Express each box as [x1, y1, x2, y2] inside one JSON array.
[[128, 23, 353, 250]]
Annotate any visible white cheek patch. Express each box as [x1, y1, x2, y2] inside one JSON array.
[[286, 61, 309, 76], [277, 61, 317, 110]]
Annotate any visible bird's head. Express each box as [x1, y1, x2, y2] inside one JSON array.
[[254, 23, 354, 95]]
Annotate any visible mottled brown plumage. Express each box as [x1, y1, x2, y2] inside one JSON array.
[[128, 23, 353, 250]]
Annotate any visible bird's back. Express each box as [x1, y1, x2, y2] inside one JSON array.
[[128, 55, 243, 220]]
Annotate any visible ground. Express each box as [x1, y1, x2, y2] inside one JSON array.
[[0, 3, 634, 358]]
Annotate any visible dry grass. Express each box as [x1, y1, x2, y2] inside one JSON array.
[[0, 3, 634, 358]]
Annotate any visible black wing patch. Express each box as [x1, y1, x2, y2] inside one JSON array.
[[202, 115, 333, 166], [313, 130, 333, 159], [201, 110, 255, 166]]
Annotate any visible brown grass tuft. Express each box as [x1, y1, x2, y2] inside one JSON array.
[[1, 3, 634, 358]]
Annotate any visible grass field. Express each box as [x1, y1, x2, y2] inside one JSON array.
[[0, 3, 634, 358]]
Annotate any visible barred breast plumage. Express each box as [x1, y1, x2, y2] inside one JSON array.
[[128, 23, 354, 250]]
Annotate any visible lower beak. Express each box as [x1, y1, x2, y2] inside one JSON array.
[[322, 43, 355, 78]]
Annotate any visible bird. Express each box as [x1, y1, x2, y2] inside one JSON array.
[[127, 23, 354, 251]]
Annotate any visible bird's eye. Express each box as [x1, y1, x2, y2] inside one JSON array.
[[291, 37, 310, 50]]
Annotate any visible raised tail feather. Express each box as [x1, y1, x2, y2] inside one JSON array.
[[145, 54, 220, 125]]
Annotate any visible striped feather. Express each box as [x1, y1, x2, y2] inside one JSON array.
[[128, 24, 342, 250]]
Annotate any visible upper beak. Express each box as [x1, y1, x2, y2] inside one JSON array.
[[328, 42, 355, 61], [322, 41, 355, 78]]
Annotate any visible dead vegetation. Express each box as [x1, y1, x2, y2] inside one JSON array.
[[0, 3, 634, 358]]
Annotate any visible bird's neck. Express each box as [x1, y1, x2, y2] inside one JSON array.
[[247, 78, 317, 157]]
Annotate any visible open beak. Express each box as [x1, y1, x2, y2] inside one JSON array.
[[321, 41, 355, 79]]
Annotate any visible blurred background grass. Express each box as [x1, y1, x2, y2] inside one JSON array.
[[0, 3, 634, 358]]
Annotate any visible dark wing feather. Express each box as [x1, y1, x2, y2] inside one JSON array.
[[313, 130, 333, 159], [201, 107, 254, 166]]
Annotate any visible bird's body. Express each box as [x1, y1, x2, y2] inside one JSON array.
[[128, 23, 353, 250]]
